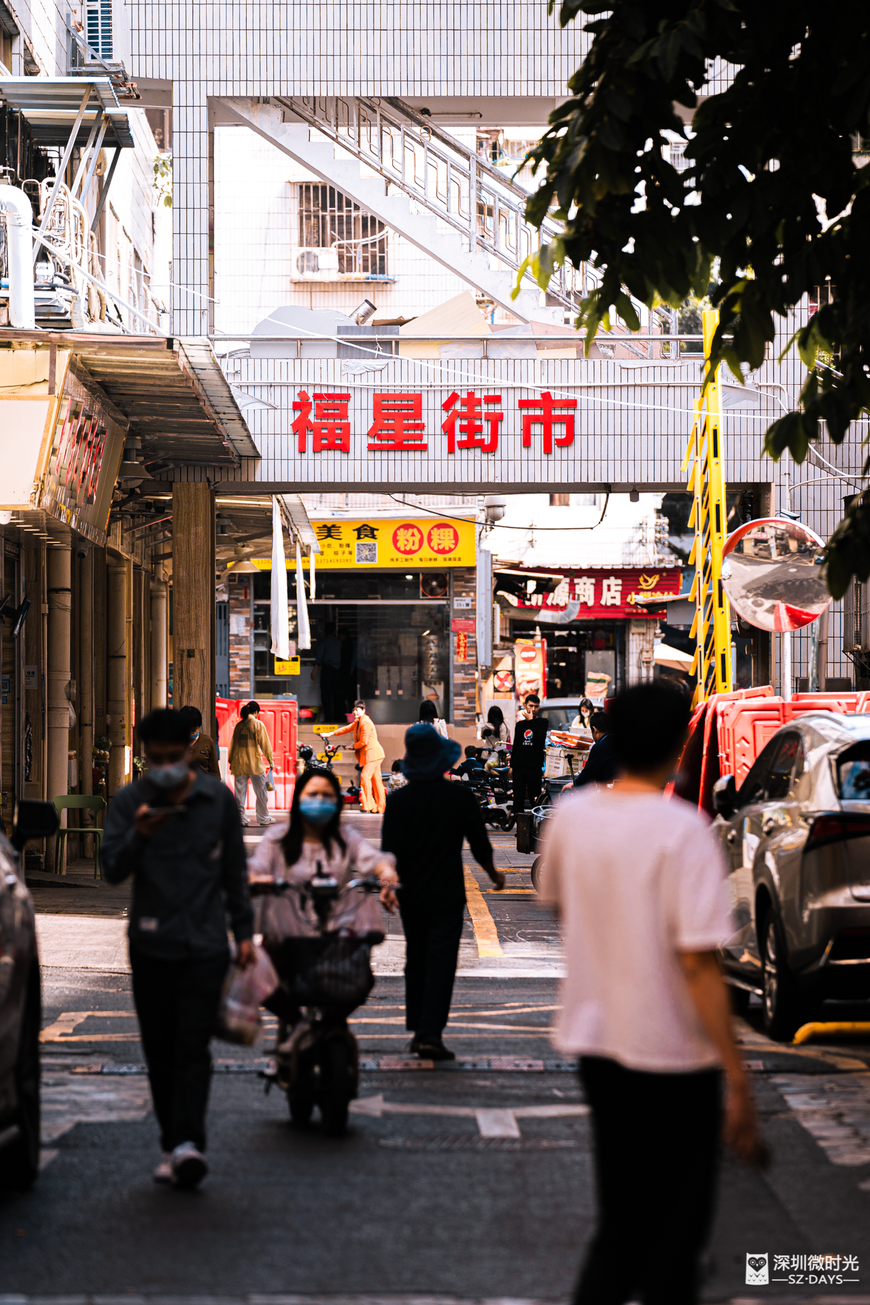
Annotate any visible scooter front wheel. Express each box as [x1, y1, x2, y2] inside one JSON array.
[[318, 1037, 354, 1136], [288, 1091, 314, 1124]]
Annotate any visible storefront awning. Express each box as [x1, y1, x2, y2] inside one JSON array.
[[0, 77, 135, 149]]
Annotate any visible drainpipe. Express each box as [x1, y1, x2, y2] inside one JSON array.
[[107, 559, 130, 795], [79, 548, 95, 857], [0, 183, 35, 330], [46, 544, 72, 872]]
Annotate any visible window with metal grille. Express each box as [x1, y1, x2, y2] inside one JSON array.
[[297, 184, 388, 276], [86, 0, 112, 59]]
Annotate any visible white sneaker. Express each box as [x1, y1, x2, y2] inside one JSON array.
[[153, 1152, 172, 1184], [240, 818, 250, 827], [170, 1141, 208, 1189], [259, 816, 276, 825]]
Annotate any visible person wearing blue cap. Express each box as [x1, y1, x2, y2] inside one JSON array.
[[381, 723, 505, 1060]]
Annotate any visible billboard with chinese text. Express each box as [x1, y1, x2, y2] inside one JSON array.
[[504, 568, 682, 621], [255, 517, 476, 569]]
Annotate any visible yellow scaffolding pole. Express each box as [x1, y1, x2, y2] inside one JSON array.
[[682, 310, 732, 705]]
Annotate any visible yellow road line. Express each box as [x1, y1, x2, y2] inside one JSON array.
[[464, 867, 503, 957]]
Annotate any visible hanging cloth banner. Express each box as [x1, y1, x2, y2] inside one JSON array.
[[309, 545, 316, 601], [270, 496, 290, 661], [296, 540, 311, 650]]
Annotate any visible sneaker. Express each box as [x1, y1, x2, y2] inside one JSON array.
[[240, 818, 250, 827], [170, 1141, 208, 1189], [276, 1018, 312, 1057], [416, 1040, 456, 1062], [153, 1153, 173, 1184], [259, 816, 276, 826], [407, 1035, 421, 1054]]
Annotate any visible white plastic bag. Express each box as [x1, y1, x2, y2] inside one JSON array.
[[214, 943, 280, 1045]]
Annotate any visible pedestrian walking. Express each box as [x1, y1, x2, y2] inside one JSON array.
[[101, 708, 254, 1190], [511, 692, 548, 811], [382, 723, 505, 1060], [325, 699, 386, 814], [419, 698, 449, 737], [572, 710, 618, 788], [178, 705, 221, 777], [311, 622, 343, 723], [247, 767, 399, 1051], [539, 682, 762, 1305], [229, 700, 275, 826]]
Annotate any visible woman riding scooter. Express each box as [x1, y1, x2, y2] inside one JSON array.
[[248, 769, 398, 1132]]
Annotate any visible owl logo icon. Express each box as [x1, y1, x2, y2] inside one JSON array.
[[746, 1253, 769, 1285]]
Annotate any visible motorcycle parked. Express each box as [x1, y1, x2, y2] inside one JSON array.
[[253, 870, 385, 1136], [298, 740, 361, 806], [526, 776, 573, 889]]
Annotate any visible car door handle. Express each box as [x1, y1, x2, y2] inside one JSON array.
[[726, 829, 738, 845]]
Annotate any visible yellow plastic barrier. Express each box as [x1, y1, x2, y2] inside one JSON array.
[[793, 1021, 870, 1045]]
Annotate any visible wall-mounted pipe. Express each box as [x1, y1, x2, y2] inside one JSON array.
[[0, 184, 36, 330]]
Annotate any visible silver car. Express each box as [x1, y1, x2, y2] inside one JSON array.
[[713, 713, 870, 1040]]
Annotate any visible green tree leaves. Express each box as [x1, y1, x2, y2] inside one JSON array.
[[524, 0, 870, 594]]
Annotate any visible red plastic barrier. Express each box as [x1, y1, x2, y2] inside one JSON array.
[[216, 698, 297, 815]]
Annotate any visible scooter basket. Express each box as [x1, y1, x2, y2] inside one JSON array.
[[273, 936, 375, 1007]]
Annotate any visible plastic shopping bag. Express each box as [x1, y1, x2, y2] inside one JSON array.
[[214, 942, 280, 1045], [264, 767, 275, 792]]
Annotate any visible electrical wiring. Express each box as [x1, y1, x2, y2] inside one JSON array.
[[385, 492, 612, 530]]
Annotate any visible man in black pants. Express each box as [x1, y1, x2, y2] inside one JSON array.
[[540, 683, 762, 1305], [102, 709, 254, 1189], [511, 692, 548, 811], [382, 724, 505, 1060]]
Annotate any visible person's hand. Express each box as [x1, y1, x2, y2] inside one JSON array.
[[237, 939, 256, 969], [310, 668, 316, 681], [378, 868, 399, 913], [724, 1073, 765, 1165], [134, 803, 171, 838], [489, 870, 506, 890]]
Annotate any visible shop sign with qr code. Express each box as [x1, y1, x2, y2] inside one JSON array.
[[254, 518, 475, 570]]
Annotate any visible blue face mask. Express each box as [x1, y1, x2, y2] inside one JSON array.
[[299, 794, 339, 826], [189, 730, 200, 743]]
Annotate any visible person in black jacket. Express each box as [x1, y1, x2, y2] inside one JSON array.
[[511, 693, 549, 811], [382, 724, 505, 1060], [102, 708, 254, 1190], [574, 711, 619, 788]]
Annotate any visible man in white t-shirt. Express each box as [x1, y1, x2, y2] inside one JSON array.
[[539, 682, 761, 1305]]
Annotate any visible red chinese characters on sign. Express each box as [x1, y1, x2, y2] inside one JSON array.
[[513, 568, 682, 619], [441, 391, 503, 454], [292, 391, 351, 453], [455, 630, 469, 662], [518, 391, 577, 454], [368, 393, 427, 451], [392, 522, 425, 555]]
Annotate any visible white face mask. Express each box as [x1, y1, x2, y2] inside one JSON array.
[[148, 760, 189, 790]]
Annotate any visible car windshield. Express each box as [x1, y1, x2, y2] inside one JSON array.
[[838, 749, 870, 799], [542, 706, 582, 729]]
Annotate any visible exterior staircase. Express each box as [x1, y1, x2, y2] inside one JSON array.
[[221, 95, 579, 322]]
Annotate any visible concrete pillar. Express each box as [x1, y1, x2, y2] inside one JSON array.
[[172, 483, 215, 726], [150, 577, 168, 708], [46, 543, 72, 871], [107, 557, 132, 795], [78, 547, 95, 856]]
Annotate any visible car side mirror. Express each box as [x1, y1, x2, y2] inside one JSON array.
[[712, 775, 737, 819], [11, 798, 59, 852]]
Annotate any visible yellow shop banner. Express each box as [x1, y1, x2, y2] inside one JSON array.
[[256, 517, 476, 570]]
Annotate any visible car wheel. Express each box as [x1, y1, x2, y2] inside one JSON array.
[[0, 969, 41, 1190], [761, 912, 804, 1042]]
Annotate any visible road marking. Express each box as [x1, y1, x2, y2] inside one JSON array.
[[350, 1093, 588, 1136], [41, 1075, 152, 1143], [774, 1073, 870, 1166], [463, 867, 503, 957], [39, 1011, 136, 1042]]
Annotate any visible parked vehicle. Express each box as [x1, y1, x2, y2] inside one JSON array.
[[254, 870, 384, 1135], [711, 713, 870, 1039], [514, 776, 573, 889], [0, 800, 59, 1189], [298, 740, 361, 806]]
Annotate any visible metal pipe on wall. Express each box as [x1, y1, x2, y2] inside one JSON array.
[[815, 605, 830, 693], [107, 559, 130, 794], [79, 547, 94, 857], [150, 577, 168, 708], [46, 543, 71, 872]]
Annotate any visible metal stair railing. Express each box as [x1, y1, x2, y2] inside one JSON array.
[[275, 93, 586, 311]]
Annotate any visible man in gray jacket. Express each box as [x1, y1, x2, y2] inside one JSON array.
[[102, 708, 254, 1189]]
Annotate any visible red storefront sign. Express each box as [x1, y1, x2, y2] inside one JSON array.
[[451, 617, 475, 633], [511, 568, 682, 620], [455, 630, 470, 662], [290, 389, 578, 456]]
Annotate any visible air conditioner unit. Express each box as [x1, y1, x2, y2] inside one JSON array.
[[291, 247, 342, 282]]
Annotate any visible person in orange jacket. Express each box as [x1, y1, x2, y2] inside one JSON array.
[[325, 699, 386, 814]]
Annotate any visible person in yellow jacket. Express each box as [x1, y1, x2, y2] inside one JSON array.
[[325, 699, 386, 814], [228, 700, 275, 826]]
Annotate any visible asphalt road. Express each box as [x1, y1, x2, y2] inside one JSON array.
[[4, 814, 870, 1303]]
